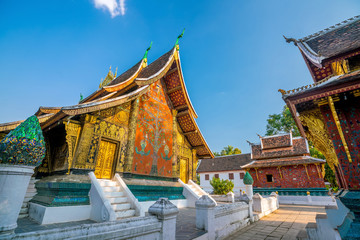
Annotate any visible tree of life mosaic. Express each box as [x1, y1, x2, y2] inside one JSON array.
[[133, 81, 173, 177]]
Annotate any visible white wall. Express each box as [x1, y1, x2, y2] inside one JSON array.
[[199, 170, 246, 195]]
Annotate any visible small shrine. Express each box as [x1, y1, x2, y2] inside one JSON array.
[[242, 133, 326, 195]]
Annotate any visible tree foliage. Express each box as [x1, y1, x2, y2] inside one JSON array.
[[213, 145, 242, 156], [265, 106, 338, 187], [210, 177, 234, 195]]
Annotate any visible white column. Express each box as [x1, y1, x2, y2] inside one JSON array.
[[195, 195, 217, 240], [0, 164, 34, 237]]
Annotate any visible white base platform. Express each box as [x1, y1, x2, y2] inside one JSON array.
[[29, 202, 91, 225]]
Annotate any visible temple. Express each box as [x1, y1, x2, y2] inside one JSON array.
[[242, 133, 326, 195], [280, 15, 360, 238], [0, 40, 214, 222]]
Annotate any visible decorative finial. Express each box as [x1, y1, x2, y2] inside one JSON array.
[[256, 133, 262, 138], [283, 35, 297, 46], [109, 65, 112, 71], [246, 140, 254, 146], [143, 41, 153, 62], [175, 28, 185, 50], [79, 93, 83, 103], [114, 67, 118, 78], [278, 89, 286, 95]]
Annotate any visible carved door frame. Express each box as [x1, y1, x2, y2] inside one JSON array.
[[94, 137, 121, 179], [180, 157, 189, 183]]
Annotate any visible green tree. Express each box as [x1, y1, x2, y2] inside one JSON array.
[[266, 106, 300, 137], [213, 145, 242, 157], [265, 106, 338, 187], [210, 177, 234, 195]]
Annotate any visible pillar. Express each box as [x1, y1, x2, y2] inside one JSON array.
[[195, 195, 217, 240], [123, 97, 140, 175], [148, 198, 179, 240]]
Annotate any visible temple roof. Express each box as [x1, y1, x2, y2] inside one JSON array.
[[1, 44, 214, 158], [197, 154, 252, 173], [241, 156, 325, 169], [0, 113, 55, 132], [280, 69, 360, 101], [286, 16, 360, 67]]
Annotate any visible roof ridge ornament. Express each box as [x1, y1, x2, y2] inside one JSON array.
[[175, 28, 185, 50], [283, 35, 297, 46], [99, 66, 117, 88], [143, 41, 153, 65]]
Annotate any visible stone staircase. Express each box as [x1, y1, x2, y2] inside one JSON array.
[[18, 177, 38, 219], [186, 182, 206, 198], [98, 179, 136, 220]]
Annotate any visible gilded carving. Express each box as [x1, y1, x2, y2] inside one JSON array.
[[328, 96, 352, 162], [299, 109, 339, 171], [124, 98, 140, 172], [64, 121, 81, 173]]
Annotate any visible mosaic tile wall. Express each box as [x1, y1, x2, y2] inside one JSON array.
[[248, 164, 325, 188]]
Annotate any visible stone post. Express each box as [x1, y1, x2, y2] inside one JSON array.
[[0, 165, 34, 237], [227, 192, 235, 203], [148, 198, 179, 240], [307, 191, 312, 203], [252, 193, 263, 213], [244, 172, 254, 222], [270, 192, 279, 208], [195, 195, 217, 240]]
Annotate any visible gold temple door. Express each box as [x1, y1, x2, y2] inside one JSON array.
[[95, 140, 117, 179], [180, 157, 189, 183]]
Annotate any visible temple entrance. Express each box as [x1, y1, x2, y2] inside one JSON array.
[[180, 157, 189, 183], [94, 139, 117, 179]]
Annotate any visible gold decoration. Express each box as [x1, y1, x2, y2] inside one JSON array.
[[254, 168, 259, 180], [277, 166, 283, 179], [172, 109, 179, 177], [307, 191, 310, 195], [99, 66, 117, 88], [328, 96, 352, 162], [124, 98, 140, 172], [299, 109, 339, 171], [315, 163, 322, 178], [192, 149, 197, 180], [331, 59, 349, 76], [303, 164, 310, 180], [94, 140, 117, 179], [64, 121, 82, 174]]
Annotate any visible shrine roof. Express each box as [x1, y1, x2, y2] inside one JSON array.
[[241, 156, 325, 169], [280, 69, 360, 100], [197, 153, 252, 173], [285, 16, 360, 67], [251, 136, 309, 160]]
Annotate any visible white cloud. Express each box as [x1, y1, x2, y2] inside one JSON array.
[[94, 0, 126, 17]]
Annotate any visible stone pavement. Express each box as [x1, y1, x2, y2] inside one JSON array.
[[225, 205, 325, 240], [176, 208, 206, 240]]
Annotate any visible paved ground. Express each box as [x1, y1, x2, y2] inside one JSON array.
[[176, 208, 206, 240], [225, 205, 325, 240]]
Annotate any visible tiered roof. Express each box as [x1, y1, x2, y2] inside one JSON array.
[[197, 154, 252, 173], [0, 44, 213, 158], [242, 133, 324, 169]]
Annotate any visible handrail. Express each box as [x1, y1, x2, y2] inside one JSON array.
[[88, 172, 116, 221], [188, 180, 208, 196], [114, 173, 143, 217]]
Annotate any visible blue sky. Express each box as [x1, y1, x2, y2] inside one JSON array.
[[0, 0, 359, 153]]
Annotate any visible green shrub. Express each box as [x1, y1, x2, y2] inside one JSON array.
[[210, 177, 234, 195]]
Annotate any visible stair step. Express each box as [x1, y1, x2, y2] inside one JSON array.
[[23, 197, 32, 202], [296, 230, 308, 240], [99, 180, 118, 187], [19, 208, 28, 214], [22, 202, 28, 208], [103, 186, 121, 192], [25, 192, 37, 198], [116, 209, 136, 219], [113, 203, 131, 211], [18, 213, 29, 219], [105, 191, 125, 198], [109, 197, 128, 204]]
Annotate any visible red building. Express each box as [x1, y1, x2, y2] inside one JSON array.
[[242, 133, 326, 194]]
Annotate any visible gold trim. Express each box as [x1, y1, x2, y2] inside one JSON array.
[[254, 168, 259, 180], [303, 164, 310, 180], [328, 96, 352, 162], [277, 166, 283, 179]]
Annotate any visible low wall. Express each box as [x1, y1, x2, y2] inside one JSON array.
[[195, 195, 251, 240], [278, 195, 336, 206], [253, 193, 279, 219], [214, 202, 250, 239], [253, 188, 329, 196]]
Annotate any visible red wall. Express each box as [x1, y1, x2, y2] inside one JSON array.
[[249, 164, 325, 188]]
